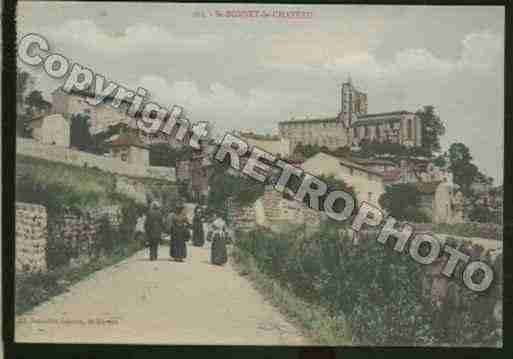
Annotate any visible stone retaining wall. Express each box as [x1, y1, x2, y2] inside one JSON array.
[[16, 202, 48, 272], [17, 137, 176, 181], [227, 188, 320, 232], [16, 202, 125, 273]]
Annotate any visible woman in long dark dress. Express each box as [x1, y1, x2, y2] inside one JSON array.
[[170, 207, 188, 261], [210, 217, 227, 265], [191, 207, 205, 247]]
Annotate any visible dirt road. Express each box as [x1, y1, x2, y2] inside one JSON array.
[[15, 244, 309, 345]]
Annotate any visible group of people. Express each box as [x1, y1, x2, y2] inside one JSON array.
[[143, 201, 229, 266]]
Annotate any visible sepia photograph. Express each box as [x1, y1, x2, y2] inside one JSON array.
[[9, 1, 504, 348]]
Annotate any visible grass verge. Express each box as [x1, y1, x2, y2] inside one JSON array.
[[230, 246, 352, 346], [16, 241, 143, 315]]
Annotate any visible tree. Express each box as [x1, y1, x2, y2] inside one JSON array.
[[317, 174, 356, 219], [447, 142, 479, 196], [70, 112, 94, 151], [25, 90, 51, 116], [149, 143, 192, 167], [469, 205, 498, 224], [359, 139, 408, 158], [378, 184, 430, 222], [416, 105, 445, 157], [16, 71, 35, 137], [432, 153, 448, 168], [293, 143, 323, 158], [207, 160, 265, 218]]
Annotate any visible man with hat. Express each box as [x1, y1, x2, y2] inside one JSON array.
[[145, 200, 164, 261]]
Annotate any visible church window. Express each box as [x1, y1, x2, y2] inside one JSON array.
[[364, 125, 369, 137], [407, 119, 413, 140]]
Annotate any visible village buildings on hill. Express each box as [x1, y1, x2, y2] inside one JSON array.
[[279, 78, 422, 153], [19, 81, 500, 225]]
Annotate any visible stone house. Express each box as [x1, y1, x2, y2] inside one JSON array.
[[238, 131, 291, 158], [28, 114, 71, 147], [300, 152, 385, 209], [416, 181, 463, 224], [228, 186, 320, 233], [105, 132, 150, 167], [52, 88, 131, 135], [176, 153, 212, 203], [190, 153, 212, 203]]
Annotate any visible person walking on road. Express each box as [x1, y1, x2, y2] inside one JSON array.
[[192, 206, 205, 247], [145, 201, 164, 261], [170, 204, 189, 262], [210, 215, 228, 266]]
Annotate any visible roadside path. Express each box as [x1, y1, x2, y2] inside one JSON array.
[[16, 244, 308, 345]]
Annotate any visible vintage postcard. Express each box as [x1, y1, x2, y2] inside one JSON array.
[[13, 1, 503, 347]]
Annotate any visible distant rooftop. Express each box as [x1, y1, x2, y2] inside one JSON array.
[[280, 111, 415, 126], [105, 132, 148, 149], [238, 131, 282, 141], [279, 116, 339, 125]]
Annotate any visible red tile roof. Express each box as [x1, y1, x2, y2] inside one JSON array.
[[106, 133, 148, 149], [382, 169, 401, 181]]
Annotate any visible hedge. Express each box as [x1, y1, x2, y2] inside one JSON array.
[[234, 226, 501, 346]]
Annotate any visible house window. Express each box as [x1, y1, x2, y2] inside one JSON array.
[[368, 192, 373, 202], [375, 126, 380, 139], [364, 125, 369, 137], [350, 168, 354, 175], [353, 127, 358, 138]]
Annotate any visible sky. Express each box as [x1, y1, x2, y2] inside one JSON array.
[[16, 2, 505, 184]]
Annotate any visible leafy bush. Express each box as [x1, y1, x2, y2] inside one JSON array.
[[469, 205, 500, 224], [378, 183, 430, 222], [429, 222, 502, 240], [208, 163, 265, 218], [234, 226, 500, 346], [46, 233, 71, 269]]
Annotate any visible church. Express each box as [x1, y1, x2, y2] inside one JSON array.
[[278, 79, 423, 152]]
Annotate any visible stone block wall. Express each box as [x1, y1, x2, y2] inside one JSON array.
[[261, 188, 320, 229], [227, 199, 258, 231], [227, 188, 320, 232], [16, 202, 48, 273], [16, 203, 125, 272], [49, 205, 123, 266]]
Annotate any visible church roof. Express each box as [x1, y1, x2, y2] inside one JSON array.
[[278, 117, 339, 125], [279, 110, 415, 127]]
